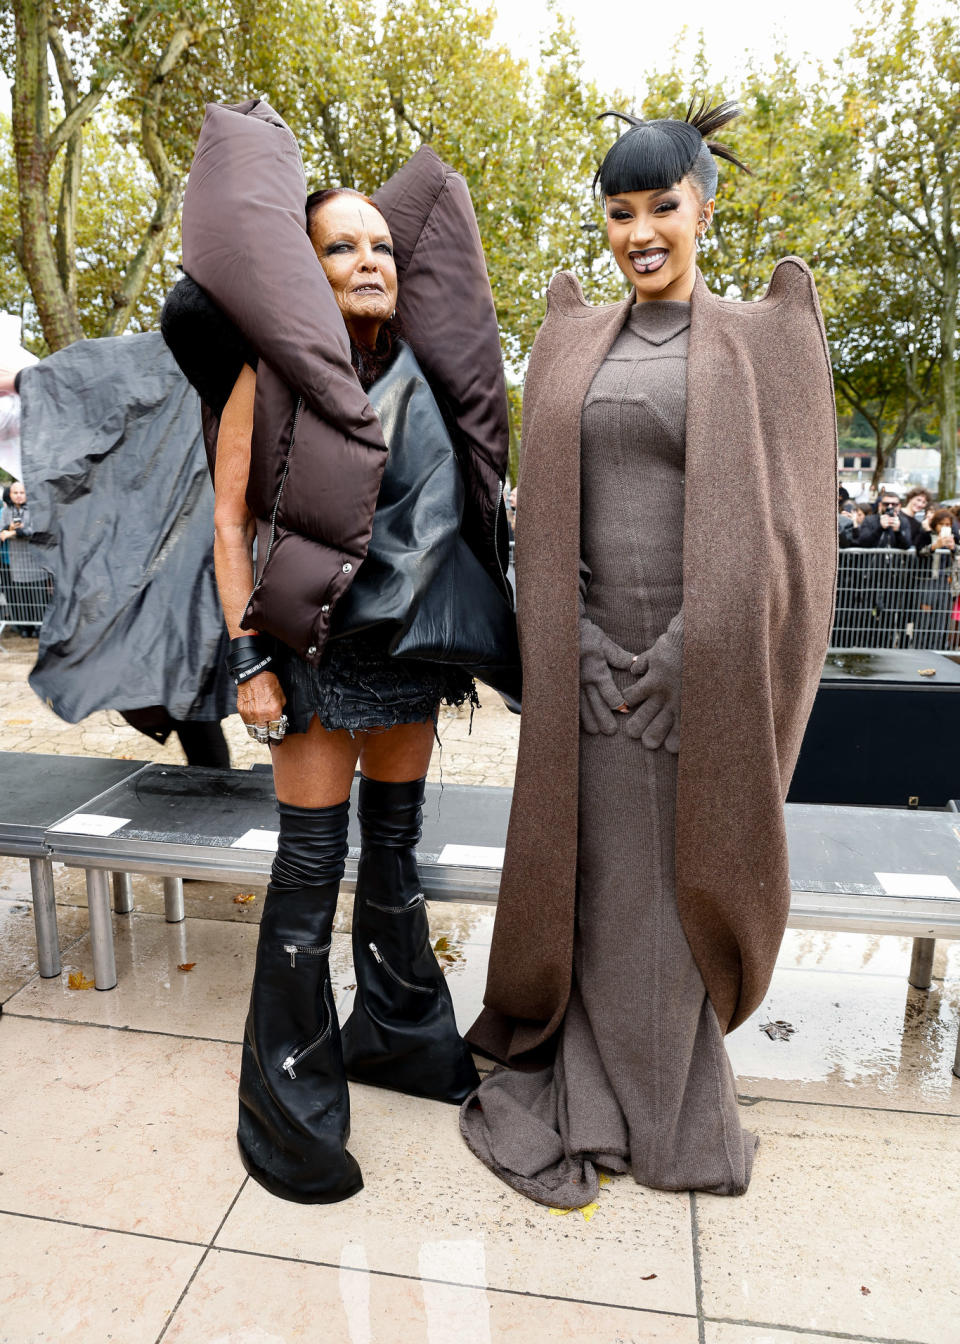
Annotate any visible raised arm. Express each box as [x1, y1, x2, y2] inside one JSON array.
[[214, 364, 286, 726]]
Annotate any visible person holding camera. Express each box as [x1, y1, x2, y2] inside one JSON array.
[[855, 491, 912, 549], [838, 498, 865, 547]]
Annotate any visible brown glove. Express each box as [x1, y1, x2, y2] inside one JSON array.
[[580, 617, 636, 735], [622, 609, 683, 752]]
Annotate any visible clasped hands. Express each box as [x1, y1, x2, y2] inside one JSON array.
[[579, 618, 681, 752]]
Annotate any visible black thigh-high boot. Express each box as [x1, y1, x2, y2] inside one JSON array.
[[341, 775, 480, 1104], [238, 799, 363, 1203]]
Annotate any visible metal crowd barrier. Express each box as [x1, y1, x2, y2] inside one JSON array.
[[830, 548, 959, 651], [0, 543, 51, 642]]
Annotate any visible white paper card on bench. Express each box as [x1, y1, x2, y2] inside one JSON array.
[[231, 828, 279, 851], [48, 813, 130, 837], [875, 871, 960, 900], [437, 844, 505, 869]]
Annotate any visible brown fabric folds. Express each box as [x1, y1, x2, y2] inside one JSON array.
[[180, 100, 511, 660], [468, 260, 838, 1064]]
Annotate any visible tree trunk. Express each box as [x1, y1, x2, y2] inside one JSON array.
[[99, 184, 182, 337], [50, 26, 82, 309], [938, 265, 958, 499], [12, 0, 84, 350]]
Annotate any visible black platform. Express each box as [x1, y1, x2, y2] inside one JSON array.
[[788, 650, 960, 808]]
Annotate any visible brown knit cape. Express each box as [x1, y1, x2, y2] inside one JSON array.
[[467, 261, 838, 1065]]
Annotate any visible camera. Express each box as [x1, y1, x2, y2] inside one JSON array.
[[883, 504, 897, 516]]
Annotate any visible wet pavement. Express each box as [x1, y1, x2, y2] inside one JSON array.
[[0, 638, 958, 1342]]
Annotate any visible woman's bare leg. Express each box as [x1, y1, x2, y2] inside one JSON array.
[[270, 717, 361, 807], [359, 718, 435, 782], [270, 716, 436, 807]]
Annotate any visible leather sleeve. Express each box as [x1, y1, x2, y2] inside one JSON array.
[[160, 275, 257, 417]]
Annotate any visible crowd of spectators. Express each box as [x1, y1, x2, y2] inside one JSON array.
[[838, 485, 960, 553], [835, 484, 960, 650]]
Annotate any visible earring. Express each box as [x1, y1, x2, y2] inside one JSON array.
[[695, 223, 707, 253]]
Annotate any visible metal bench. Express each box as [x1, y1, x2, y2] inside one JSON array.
[[39, 763, 960, 1076], [0, 753, 147, 978]]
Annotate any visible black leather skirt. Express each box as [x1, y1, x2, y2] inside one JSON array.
[[273, 631, 478, 735]]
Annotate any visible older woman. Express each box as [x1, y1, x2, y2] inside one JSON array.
[[165, 100, 517, 1204], [461, 102, 837, 1208]]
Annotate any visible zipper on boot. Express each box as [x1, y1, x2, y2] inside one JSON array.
[[282, 940, 331, 968], [364, 893, 425, 915], [368, 941, 434, 995], [280, 984, 333, 1080]]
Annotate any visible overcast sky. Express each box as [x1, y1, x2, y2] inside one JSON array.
[[487, 0, 945, 100]]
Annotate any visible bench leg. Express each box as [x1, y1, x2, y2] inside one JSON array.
[[30, 857, 60, 979], [86, 869, 117, 990], [112, 872, 134, 914], [908, 937, 936, 990], [163, 876, 185, 924]]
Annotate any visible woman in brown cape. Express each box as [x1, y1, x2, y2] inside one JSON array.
[[461, 102, 838, 1208]]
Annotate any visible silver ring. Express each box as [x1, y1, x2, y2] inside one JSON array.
[[245, 722, 270, 745], [267, 715, 289, 743]]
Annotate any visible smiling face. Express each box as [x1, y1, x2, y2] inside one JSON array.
[[308, 195, 398, 349], [604, 176, 713, 304]]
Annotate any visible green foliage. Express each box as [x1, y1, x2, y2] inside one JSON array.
[[0, 0, 956, 475], [0, 112, 179, 349]]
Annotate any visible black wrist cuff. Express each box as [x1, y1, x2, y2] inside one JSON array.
[[226, 635, 273, 685], [233, 655, 273, 686]]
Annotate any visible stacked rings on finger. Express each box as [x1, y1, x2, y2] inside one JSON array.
[[245, 714, 289, 745]]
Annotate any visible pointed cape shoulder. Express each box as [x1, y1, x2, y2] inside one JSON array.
[[545, 270, 633, 320], [693, 256, 819, 311]]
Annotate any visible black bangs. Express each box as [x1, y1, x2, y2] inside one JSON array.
[[593, 119, 704, 198], [593, 102, 748, 201]]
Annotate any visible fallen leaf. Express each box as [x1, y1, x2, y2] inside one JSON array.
[[433, 936, 451, 952], [550, 1201, 600, 1223], [641, 1274, 657, 1281], [918, 668, 937, 677], [177, 962, 196, 972], [4, 718, 31, 725], [233, 892, 257, 904], [860, 1286, 871, 1296], [67, 970, 95, 990], [599, 1172, 612, 1188], [760, 1020, 796, 1041]]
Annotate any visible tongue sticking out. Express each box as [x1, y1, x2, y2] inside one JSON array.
[[632, 249, 667, 274]]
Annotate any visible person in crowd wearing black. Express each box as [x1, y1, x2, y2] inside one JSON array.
[[913, 507, 960, 648], [838, 497, 864, 547], [856, 491, 912, 549], [0, 481, 47, 633], [901, 487, 931, 546]]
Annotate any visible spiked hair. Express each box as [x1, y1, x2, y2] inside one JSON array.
[[593, 98, 750, 202]]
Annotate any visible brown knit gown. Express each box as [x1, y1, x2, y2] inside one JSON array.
[[460, 300, 757, 1208]]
